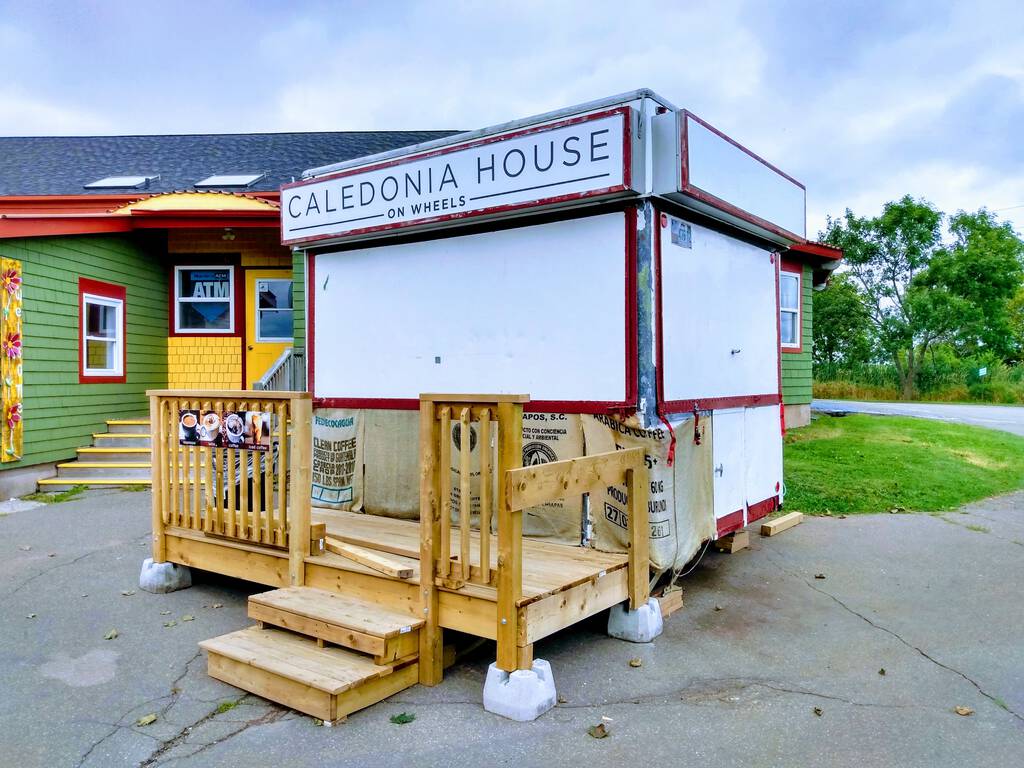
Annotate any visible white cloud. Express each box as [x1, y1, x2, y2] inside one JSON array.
[[0, 88, 111, 135]]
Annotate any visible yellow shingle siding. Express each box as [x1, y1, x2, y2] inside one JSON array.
[[168, 336, 241, 389]]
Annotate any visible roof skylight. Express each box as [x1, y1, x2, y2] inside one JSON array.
[[194, 173, 267, 188], [84, 175, 160, 189]]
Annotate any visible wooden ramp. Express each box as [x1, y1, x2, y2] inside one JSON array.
[[200, 587, 422, 723]]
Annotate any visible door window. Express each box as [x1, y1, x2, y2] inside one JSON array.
[[255, 279, 293, 342]]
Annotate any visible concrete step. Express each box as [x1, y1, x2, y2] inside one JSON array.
[[56, 461, 152, 479], [77, 447, 152, 462], [199, 626, 417, 725], [37, 478, 150, 491], [106, 419, 151, 434], [92, 433, 152, 448]]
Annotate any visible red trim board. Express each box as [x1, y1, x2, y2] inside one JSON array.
[[308, 207, 639, 414], [78, 277, 127, 384], [281, 107, 636, 247]]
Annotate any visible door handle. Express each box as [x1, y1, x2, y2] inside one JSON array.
[[714, 463, 724, 477], [247, 345, 254, 351]]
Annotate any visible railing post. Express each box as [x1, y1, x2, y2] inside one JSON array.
[[288, 395, 312, 586], [625, 462, 650, 610], [149, 393, 166, 563], [496, 400, 524, 672], [418, 398, 443, 685]]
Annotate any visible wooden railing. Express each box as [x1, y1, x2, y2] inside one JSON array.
[[501, 447, 650, 671], [418, 393, 526, 684], [148, 389, 312, 585]]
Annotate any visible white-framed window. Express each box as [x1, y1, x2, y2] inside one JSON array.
[[174, 265, 235, 333], [255, 278, 294, 342], [780, 269, 801, 349], [82, 292, 124, 377]]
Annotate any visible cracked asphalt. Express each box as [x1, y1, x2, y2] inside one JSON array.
[[1, 488, 1022, 767]]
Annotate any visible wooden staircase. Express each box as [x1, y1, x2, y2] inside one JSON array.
[[38, 419, 152, 491], [200, 586, 424, 724]]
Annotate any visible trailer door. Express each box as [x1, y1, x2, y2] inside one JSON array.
[[712, 408, 745, 535]]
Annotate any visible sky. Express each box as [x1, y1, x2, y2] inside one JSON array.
[[0, 0, 1021, 236]]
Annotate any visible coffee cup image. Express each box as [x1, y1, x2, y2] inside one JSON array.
[[225, 413, 245, 445], [180, 411, 199, 441]]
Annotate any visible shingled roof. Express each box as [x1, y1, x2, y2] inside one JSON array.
[[0, 131, 458, 196]]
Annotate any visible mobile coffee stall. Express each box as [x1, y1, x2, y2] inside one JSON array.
[[147, 89, 807, 722]]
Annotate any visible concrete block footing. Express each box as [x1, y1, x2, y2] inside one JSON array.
[[139, 557, 192, 593], [482, 659, 557, 721], [607, 598, 663, 643]]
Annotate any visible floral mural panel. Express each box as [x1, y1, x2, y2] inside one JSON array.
[[1, 258, 22, 461]]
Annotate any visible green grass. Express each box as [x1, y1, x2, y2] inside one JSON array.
[[784, 415, 1024, 514], [21, 484, 88, 504]]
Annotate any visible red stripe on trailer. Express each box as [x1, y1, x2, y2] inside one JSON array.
[[746, 495, 778, 524], [716, 509, 745, 537], [307, 206, 640, 414], [282, 107, 635, 247]]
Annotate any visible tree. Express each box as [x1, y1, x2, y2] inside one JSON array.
[[1009, 286, 1024, 357], [812, 272, 872, 367], [823, 196, 946, 399], [921, 210, 1024, 360]]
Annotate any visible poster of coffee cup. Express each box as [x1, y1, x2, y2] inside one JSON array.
[[198, 409, 224, 447], [178, 409, 201, 446], [221, 410, 272, 451]]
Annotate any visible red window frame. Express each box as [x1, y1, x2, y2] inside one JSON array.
[[79, 277, 127, 384], [779, 258, 803, 354]]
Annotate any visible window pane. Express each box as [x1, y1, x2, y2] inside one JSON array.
[[179, 268, 231, 299], [780, 274, 799, 309], [86, 339, 114, 370], [86, 302, 117, 338], [179, 301, 231, 330], [258, 309, 293, 339], [781, 311, 797, 345], [257, 280, 292, 310]]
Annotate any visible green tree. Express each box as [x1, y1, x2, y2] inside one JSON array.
[[922, 210, 1024, 359], [812, 272, 872, 366], [1009, 286, 1024, 356], [823, 196, 946, 400]]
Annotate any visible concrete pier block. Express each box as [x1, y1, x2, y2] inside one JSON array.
[[139, 557, 192, 594], [483, 659, 557, 721], [607, 598, 663, 643]]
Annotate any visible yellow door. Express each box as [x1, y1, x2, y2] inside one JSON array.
[[245, 269, 293, 388]]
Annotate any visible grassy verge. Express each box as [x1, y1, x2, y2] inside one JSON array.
[[783, 414, 1024, 514], [21, 484, 88, 504]]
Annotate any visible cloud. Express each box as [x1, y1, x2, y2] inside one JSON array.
[[0, 88, 111, 135]]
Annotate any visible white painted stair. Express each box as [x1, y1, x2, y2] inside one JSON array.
[[38, 418, 152, 491]]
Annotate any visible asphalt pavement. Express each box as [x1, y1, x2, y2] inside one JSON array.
[[813, 399, 1024, 436], [1, 488, 1022, 767]]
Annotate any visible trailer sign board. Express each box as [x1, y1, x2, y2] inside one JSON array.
[[281, 108, 634, 245]]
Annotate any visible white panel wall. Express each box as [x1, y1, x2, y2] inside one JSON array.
[[712, 409, 745, 521], [686, 115, 806, 238], [313, 213, 627, 402], [743, 405, 783, 506], [660, 215, 779, 403]]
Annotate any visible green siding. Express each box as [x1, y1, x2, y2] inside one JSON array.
[[781, 264, 813, 405], [0, 234, 168, 468], [292, 249, 305, 353]]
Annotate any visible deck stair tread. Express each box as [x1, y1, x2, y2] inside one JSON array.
[[200, 626, 402, 694], [106, 419, 150, 426], [57, 462, 152, 469], [38, 477, 150, 486], [93, 433, 151, 439], [250, 587, 423, 639], [78, 447, 151, 453]]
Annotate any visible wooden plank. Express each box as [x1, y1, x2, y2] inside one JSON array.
[[505, 447, 645, 511], [252, 446, 264, 543], [714, 530, 749, 553], [169, 400, 179, 527], [147, 388, 311, 400], [325, 537, 413, 579], [309, 522, 326, 555], [496, 400, 523, 672], [760, 512, 803, 537], [249, 587, 423, 637], [165, 533, 289, 587], [289, 396, 313, 586], [247, 601, 387, 658], [182, 434, 192, 528], [213, 401, 224, 535], [520, 567, 629, 645], [226, 400, 237, 537], [438, 406, 451, 580], [626, 464, 650, 610], [417, 399, 443, 686], [276, 402, 288, 548], [203, 437, 214, 535], [304, 563, 420, 619], [333, 660, 418, 721], [458, 407, 471, 582], [206, 652, 332, 722], [438, 589, 496, 639], [478, 409, 491, 585], [149, 395, 166, 562], [658, 587, 684, 618]]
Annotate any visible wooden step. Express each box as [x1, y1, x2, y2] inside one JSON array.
[[77, 447, 152, 461], [200, 626, 417, 724], [92, 433, 152, 448], [106, 419, 151, 434], [249, 586, 422, 664], [37, 477, 150, 490]]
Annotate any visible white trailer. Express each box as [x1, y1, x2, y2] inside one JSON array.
[[283, 89, 806, 570]]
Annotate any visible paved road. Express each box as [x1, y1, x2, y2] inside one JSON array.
[[813, 399, 1024, 437], [2, 489, 1022, 767]]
